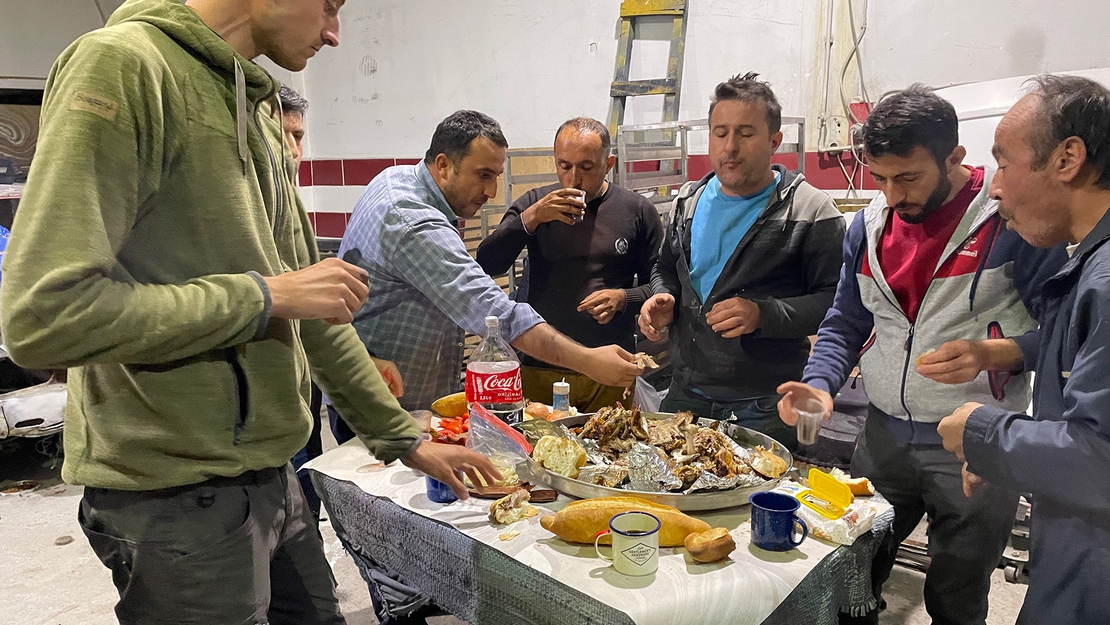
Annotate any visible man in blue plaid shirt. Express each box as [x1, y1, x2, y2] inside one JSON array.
[[340, 110, 642, 415], [337, 110, 643, 624]]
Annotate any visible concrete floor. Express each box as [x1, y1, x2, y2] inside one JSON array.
[[0, 420, 1025, 625]]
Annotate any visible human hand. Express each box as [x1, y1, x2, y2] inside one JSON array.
[[400, 441, 502, 500], [580, 344, 642, 387], [371, 356, 404, 398], [638, 293, 675, 341], [577, 289, 627, 325], [705, 297, 761, 338], [961, 462, 990, 498], [264, 258, 369, 324], [522, 188, 586, 228], [917, 340, 989, 384], [938, 402, 982, 461], [776, 381, 834, 426]]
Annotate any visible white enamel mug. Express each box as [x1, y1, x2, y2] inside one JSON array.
[[593, 511, 660, 576]]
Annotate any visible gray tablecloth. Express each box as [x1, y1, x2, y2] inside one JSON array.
[[313, 471, 893, 625]]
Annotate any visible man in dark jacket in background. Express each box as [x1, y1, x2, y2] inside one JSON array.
[[477, 117, 663, 411], [939, 74, 1110, 625], [639, 72, 844, 450]]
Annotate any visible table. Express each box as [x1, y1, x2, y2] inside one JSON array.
[[307, 441, 893, 625]]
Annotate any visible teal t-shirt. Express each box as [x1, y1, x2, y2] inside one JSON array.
[[689, 172, 779, 301]]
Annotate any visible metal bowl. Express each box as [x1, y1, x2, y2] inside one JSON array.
[[514, 412, 792, 511]]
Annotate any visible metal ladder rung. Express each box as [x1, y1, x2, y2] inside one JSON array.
[[610, 79, 677, 97], [620, 0, 685, 17]]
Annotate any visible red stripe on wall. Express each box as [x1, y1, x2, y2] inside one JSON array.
[[311, 160, 344, 186], [301, 154, 874, 191], [343, 158, 394, 186], [314, 213, 346, 237]]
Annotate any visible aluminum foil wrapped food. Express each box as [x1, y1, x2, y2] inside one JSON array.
[[684, 469, 763, 494], [577, 437, 610, 467], [626, 442, 682, 492], [576, 464, 630, 488]]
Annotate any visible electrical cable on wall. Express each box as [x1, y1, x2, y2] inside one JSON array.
[[93, 0, 109, 25], [837, 0, 869, 197]]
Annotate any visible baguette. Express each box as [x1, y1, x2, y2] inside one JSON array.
[[539, 496, 710, 547]]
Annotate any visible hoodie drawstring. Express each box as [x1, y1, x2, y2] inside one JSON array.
[[234, 59, 249, 174]]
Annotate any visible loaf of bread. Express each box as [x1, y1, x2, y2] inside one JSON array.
[[531, 435, 587, 478], [684, 527, 736, 563], [539, 496, 710, 547]]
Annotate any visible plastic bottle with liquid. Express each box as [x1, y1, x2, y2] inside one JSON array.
[[465, 316, 524, 424]]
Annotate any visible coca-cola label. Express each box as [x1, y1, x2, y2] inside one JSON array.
[[466, 367, 523, 404]]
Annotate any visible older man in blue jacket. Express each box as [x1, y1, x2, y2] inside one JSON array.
[[939, 74, 1110, 624]]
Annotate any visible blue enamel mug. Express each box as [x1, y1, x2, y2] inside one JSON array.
[[749, 491, 808, 551]]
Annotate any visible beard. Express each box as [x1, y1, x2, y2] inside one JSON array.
[[895, 174, 953, 224]]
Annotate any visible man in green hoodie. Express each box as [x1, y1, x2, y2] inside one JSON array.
[[0, 1, 500, 623]]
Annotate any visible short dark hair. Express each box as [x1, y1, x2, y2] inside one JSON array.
[[1025, 74, 1110, 189], [708, 72, 782, 134], [555, 117, 611, 153], [424, 110, 508, 166], [862, 85, 958, 166], [279, 84, 308, 115]]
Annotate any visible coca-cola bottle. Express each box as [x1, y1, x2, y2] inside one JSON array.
[[466, 316, 524, 424]]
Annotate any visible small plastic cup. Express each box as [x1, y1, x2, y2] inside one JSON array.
[[794, 397, 826, 446], [571, 189, 587, 223]]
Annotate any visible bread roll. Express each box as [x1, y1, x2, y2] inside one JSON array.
[[525, 402, 550, 420], [531, 435, 587, 478], [684, 527, 736, 563], [843, 476, 874, 496], [539, 496, 710, 547], [489, 489, 537, 524]]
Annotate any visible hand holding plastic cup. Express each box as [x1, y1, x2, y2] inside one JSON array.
[[569, 189, 587, 223], [793, 396, 826, 446]]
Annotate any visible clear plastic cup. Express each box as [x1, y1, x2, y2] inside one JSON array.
[[571, 189, 586, 223], [794, 397, 826, 446]]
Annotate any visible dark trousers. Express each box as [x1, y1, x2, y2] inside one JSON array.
[[852, 406, 1018, 625], [660, 384, 799, 451], [79, 464, 345, 625]]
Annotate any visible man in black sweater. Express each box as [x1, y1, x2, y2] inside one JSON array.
[[477, 117, 663, 411]]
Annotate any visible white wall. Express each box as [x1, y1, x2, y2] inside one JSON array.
[[6, 0, 1110, 165], [0, 0, 125, 90], [862, 0, 1110, 93], [300, 0, 823, 160]]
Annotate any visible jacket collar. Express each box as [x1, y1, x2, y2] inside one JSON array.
[[1047, 205, 1110, 286]]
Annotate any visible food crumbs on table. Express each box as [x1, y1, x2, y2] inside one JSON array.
[[499, 530, 521, 541]]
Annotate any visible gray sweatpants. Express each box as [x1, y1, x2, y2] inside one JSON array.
[[79, 464, 345, 625], [852, 406, 1018, 625]]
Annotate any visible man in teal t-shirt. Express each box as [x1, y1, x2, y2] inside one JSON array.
[[689, 171, 780, 301]]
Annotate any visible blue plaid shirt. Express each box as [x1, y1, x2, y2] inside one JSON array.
[[339, 163, 544, 411]]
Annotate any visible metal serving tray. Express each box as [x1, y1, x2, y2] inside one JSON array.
[[514, 412, 792, 512]]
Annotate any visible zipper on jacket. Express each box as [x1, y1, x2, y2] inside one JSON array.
[[225, 348, 251, 445], [868, 272, 917, 423], [900, 324, 916, 426], [250, 109, 285, 236]]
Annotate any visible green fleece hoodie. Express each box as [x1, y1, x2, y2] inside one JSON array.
[[0, 0, 420, 490]]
